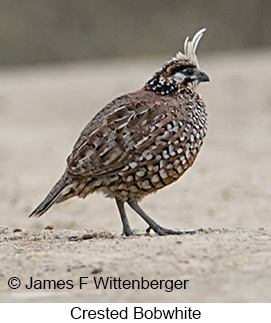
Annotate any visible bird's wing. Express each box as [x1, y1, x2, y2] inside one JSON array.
[[66, 90, 185, 178]]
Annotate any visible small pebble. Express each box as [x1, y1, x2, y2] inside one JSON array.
[[45, 225, 54, 230]]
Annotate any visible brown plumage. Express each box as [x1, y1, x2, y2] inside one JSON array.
[[29, 28, 209, 236]]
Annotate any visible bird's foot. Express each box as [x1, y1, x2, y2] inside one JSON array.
[[121, 228, 141, 237], [146, 226, 197, 236]]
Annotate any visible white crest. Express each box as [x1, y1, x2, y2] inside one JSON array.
[[174, 28, 206, 68]]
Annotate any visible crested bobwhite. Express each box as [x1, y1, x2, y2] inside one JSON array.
[[29, 28, 209, 236]]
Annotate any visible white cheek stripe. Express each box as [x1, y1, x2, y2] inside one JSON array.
[[173, 72, 186, 82]]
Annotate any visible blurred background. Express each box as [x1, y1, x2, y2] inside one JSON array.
[[0, 0, 271, 66]]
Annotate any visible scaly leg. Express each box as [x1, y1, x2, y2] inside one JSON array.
[[127, 201, 196, 235]]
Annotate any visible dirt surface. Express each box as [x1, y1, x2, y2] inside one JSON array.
[[0, 51, 271, 302]]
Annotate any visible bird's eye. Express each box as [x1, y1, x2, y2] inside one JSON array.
[[185, 67, 194, 75]]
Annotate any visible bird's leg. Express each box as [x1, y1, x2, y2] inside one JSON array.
[[115, 198, 134, 236], [127, 201, 195, 236]]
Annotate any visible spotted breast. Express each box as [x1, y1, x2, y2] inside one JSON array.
[[67, 89, 207, 203]]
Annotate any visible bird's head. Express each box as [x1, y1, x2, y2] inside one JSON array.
[[146, 28, 209, 94]]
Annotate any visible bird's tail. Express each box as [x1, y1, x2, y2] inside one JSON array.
[[29, 175, 74, 218]]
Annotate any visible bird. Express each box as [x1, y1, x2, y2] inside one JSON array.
[[29, 28, 209, 236]]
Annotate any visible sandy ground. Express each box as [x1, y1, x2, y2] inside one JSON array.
[[0, 51, 271, 302]]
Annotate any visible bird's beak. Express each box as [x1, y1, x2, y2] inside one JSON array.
[[196, 71, 210, 83]]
